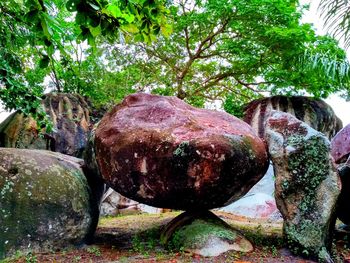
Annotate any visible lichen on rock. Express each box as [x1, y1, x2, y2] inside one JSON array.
[[161, 210, 253, 257], [0, 93, 93, 158], [0, 148, 100, 259], [264, 111, 341, 262]]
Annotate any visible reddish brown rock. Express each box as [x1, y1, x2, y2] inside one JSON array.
[[94, 93, 269, 210], [331, 124, 350, 225], [331, 123, 350, 164]]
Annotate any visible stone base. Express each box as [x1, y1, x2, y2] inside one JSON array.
[[160, 210, 253, 257]]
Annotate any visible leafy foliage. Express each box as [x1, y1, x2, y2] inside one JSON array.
[[0, 0, 170, 125], [319, 0, 350, 49], [0, 1, 49, 127], [104, 0, 350, 113], [0, 0, 349, 122]]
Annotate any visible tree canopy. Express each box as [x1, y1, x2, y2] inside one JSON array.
[[0, 0, 170, 125], [105, 0, 350, 115], [1, 0, 349, 121]]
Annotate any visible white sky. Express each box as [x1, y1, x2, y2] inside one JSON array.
[[1, 1, 350, 126]]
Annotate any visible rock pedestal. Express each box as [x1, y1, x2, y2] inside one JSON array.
[[94, 93, 269, 210], [0, 148, 101, 259], [264, 111, 341, 262], [160, 211, 253, 257]]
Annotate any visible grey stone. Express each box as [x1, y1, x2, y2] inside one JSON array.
[[264, 111, 341, 262], [0, 148, 100, 259]]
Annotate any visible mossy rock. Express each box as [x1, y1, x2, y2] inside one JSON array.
[[264, 111, 341, 262], [160, 211, 253, 257], [0, 148, 100, 259]]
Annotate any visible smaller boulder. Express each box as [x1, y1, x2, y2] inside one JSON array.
[[0, 148, 100, 259], [160, 211, 253, 257], [0, 93, 91, 158], [244, 96, 342, 140], [331, 123, 350, 164], [264, 111, 341, 262]]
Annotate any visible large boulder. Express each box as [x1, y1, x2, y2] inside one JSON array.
[[94, 93, 269, 210], [264, 111, 341, 262], [0, 148, 101, 259], [0, 93, 91, 157], [244, 96, 342, 139]]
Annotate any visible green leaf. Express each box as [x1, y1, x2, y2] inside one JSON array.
[[87, 1, 100, 11], [121, 24, 139, 34], [160, 24, 172, 37], [40, 15, 53, 39], [47, 43, 55, 56], [89, 25, 101, 37], [87, 32, 96, 48], [121, 13, 135, 23], [134, 33, 143, 42], [107, 5, 122, 18]]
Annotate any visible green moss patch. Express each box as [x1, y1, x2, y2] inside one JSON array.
[[170, 219, 237, 250]]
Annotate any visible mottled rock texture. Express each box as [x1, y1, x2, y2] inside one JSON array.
[[330, 125, 350, 225], [0, 148, 100, 259], [160, 211, 253, 257], [331, 123, 350, 164], [0, 93, 91, 158], [264, 111, 341, 262], [94, 93, 269, 210], [244, 96, 342, 140]]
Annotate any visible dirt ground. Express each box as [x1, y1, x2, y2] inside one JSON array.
[[3, 211, 350, 263]]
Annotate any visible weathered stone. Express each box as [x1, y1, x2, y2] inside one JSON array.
[[0, 148, 100, 259], [94, 93, 269, 210], [160, 211, 253, 257], [264, 111, 341, 262], [244, 96, 342, 140], [87, 127, 170, 216], [331, 123, 350, 164], [0, 93, 91, 157]]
